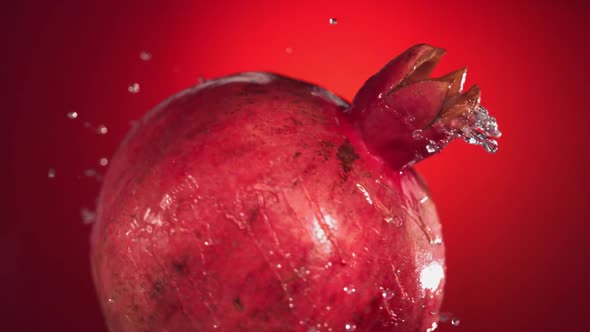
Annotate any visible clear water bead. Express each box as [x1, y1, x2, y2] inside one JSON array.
[[128, 83, 140, 94], [48, 168, 56, 178], [329, 18, 338, 25], [451, 318, 460, 326], [66, 112, 78, 119], [99, 158, 108, 166]]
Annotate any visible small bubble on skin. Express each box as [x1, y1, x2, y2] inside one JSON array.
[[66, 111, 78, 119], [128, 83, 140, 94], [343, 286, 356, 294], [48, 168, 56, 179], [412, 129, 423, 140], [381, 289, 395, 300], [451, 318, 460, 326], [99, 158, 108, 167], [345, 323, 356, 331], [329, 18, 338, 25], [139, 51, 152, 61]]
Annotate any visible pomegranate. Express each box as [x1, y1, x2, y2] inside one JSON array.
[[91, 44, 500, 331]]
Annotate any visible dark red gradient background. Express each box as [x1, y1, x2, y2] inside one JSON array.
[[2, 1, 589, 331]]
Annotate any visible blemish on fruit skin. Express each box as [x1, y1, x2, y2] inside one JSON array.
[[233, 297, 244, 311], [293, 151, 302, 158], [336, 140, 359, 173], [172, 258, 188, 275]]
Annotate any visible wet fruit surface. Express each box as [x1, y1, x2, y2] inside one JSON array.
[[91, 69, 448, 331]]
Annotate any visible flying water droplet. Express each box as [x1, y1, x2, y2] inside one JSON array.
[[451, 318, 460, 326], [139, 51, 152, 61], [66, 112, 78, 119], [81, 208, 96, 224], [48, 168, 56, 179], [97, 125, 108, 135], [128, 83, 140, 94], [84, 169, 97, 177], [329, 18, 338, 25]]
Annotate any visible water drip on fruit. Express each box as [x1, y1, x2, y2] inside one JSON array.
[[47, 168, 56, 179], [329, 18, 338, 25], [66, 111, 78, 119], [456, 105, 502, 153]]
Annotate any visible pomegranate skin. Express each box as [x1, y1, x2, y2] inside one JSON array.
[[91, 72, 445, 331]]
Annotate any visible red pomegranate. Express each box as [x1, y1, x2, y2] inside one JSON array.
[[91, 44, 500, 332]]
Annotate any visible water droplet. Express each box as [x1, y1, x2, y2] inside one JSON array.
[[81, 208, 96, 224], [345, 323, 356, 331], [99, 158, 108, 167], [343, 285, 356, 294], [285, 47, 293, 54], [384, 215, 403, 227], [139, 51, 152, 61], [381, 289, 395, 300], [47, 168, 56, 179], [288, 297, 295, 309], [329, 18, 338, 25], [426, 141, 439, 153], [451, 318, 460, 326], [107, 298, 115, 304], [458, 105, 502, 153], [277, 263, 282, 269], [431, 235, 443, 245], [426, 322, 438, 332], [412, 129, 423, 140], [66, 111, 78, 119], [97, 125, 108, 135], [203, 241, 210, 246], [128, 83, 140, 94]]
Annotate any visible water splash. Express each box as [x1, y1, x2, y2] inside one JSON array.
[[458, 105, 502, 153]]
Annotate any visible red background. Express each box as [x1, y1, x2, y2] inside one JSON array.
[[3, 1, 589, 331]]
